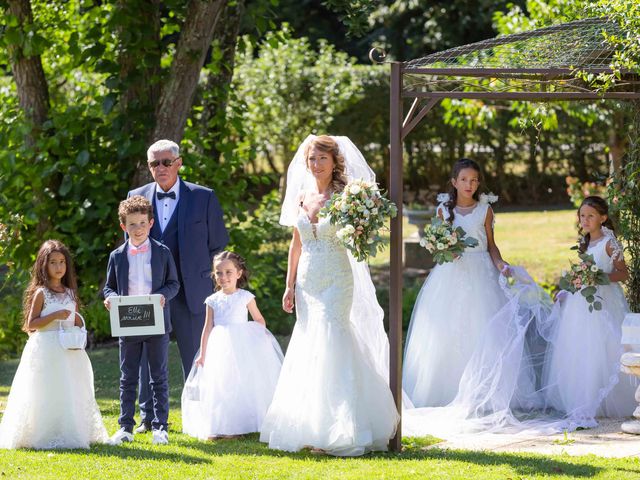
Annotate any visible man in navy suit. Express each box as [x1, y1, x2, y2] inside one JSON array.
[[129, 139, 229, 432], [104, 196, 180, 445]]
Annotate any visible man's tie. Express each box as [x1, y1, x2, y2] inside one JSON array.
[[157, 191, 176, 200], [130, 244, 150, 256]]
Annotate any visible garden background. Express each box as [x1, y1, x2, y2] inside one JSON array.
[[2, 0, 639, 358]]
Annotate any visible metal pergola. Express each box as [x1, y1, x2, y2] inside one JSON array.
[[386, 17, 640, 451]]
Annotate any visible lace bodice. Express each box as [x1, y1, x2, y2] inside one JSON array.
[[204, 289, 255, 326], [296, 212, 346, 255], [438, 202, 490, 252], [587, 236, 619, 274], [37, 287, 76, 332]]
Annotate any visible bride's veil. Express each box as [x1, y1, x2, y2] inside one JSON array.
[[280, 134, 391, 381]]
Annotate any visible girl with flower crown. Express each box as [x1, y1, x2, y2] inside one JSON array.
[[403, 158, 513, 410]]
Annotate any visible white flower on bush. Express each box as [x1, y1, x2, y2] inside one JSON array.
[[371, 207, 378, 215], [590, 265, 599, 273], [436, 242, 445, 250], [350, 184, 361, 195]]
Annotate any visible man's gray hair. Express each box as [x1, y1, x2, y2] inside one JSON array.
[[147, 139, 180, 161]]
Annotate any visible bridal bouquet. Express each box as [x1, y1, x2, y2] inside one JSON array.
[[320, 179, 397, 262], [558, 252, 610, 312], [419, 217, 479, 265]]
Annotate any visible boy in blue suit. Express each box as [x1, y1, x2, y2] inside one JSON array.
[[103, 196, 180, 445]]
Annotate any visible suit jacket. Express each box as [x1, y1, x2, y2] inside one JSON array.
[[103, 237, 180, 337], [128, 178, 228, 314]]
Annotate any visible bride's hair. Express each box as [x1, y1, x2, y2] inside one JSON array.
[[212, 250, 250, 290], [578, 196, 616, 254], [445, 158, 482, 222], [304, 135, 348, 193], [22, 239, 80, 332]]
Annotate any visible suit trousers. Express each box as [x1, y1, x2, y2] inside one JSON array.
[[139, 289, 204, 422], [119, 333, 169, 430]]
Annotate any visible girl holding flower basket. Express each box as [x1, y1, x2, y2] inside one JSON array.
[[403, 158, 514, 409], [541, 196, 635, 429]]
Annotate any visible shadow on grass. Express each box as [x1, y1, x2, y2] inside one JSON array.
[[410, 447, 606, 477], [167, 433, 610, 477], [0, 344, 634, 478], [57, 443, 213, 464]]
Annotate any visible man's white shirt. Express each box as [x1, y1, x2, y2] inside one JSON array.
[[155, 179, 180, 232]]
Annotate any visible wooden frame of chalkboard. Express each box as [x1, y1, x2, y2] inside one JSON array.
[[109, 294, 165, 337]]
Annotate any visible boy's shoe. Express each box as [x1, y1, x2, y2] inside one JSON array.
[[152, 426, 169, 445], [134, 421, 152, 434], [108, 427, 134, 445]]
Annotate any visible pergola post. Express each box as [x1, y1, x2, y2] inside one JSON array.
[[388, 61, 404, 452]]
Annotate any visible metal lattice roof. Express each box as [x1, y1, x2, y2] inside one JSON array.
[[403, 18, 621, 71]]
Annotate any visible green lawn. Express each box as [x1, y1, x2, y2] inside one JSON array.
[[371, 208, 577, 286], [494, 209, 577, 285], [2, 342, 640, 479]]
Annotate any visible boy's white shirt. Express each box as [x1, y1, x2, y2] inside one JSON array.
[[127, 238, 152, 296]]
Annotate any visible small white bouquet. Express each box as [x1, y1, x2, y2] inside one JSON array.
[[420, 217, 479, 265], [320, 179, 397, 262]]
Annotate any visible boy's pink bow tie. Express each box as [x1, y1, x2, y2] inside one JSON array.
[[130, 244, 149, 255]]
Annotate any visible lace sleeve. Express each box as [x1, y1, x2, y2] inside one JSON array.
[[607, 237, 624, 262], [487, 205, 496, 230]]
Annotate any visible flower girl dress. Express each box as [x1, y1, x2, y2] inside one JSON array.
[[0, 288, 107, 449], [182, 289, 284, 438], [403, 195, 510, 408], [542, 232, 636, 429]]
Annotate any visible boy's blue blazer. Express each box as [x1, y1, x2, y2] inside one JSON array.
[[103, 237, 180, 337]]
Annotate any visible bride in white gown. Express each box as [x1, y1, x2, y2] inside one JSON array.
[[259, 135, 398, 456]]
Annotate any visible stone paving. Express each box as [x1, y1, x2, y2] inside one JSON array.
[[428, 418, 640, 457]]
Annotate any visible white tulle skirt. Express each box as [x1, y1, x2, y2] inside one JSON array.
[[259, 310, 399, 456], [403, 251, 508, 408], [0, 331, 107, 449], [402, 268, 637, 438], [542, 283, 636, 428], [182, 322, 283, 438]]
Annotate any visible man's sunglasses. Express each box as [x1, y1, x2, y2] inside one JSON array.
[[148, 157, 180, 168]]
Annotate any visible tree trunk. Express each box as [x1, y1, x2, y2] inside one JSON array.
[[7, 0, 52, 234], [117, 0, 162, 188], [151, 0, 227, 143], [198, 0, 245, 163], [117, 0, 162, 121], [6, 0, 50, 143]]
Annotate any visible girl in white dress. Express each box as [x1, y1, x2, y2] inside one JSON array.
[[542, 196, 636, 429], [0, 240, 107, 449], [181, 251, 283, 439], [403, 158, 512, 408], [260, 135, 398, 456]]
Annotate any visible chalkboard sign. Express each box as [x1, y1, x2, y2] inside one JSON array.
[[109, 294, 165, 337], [118, 304, 155, 327]]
